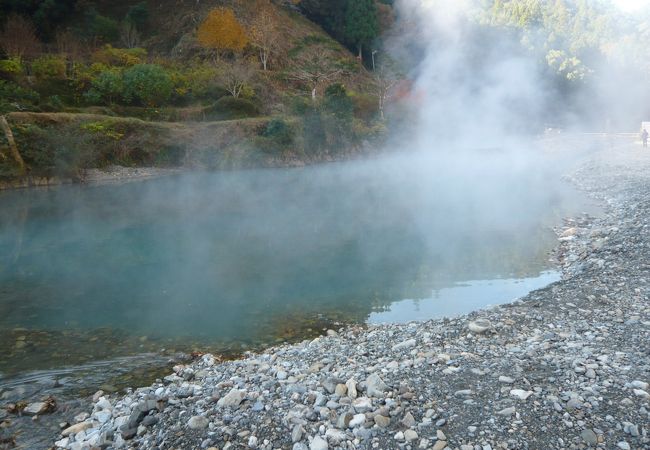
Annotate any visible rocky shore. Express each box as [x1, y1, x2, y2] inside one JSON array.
[[29, 137, 650, 449]]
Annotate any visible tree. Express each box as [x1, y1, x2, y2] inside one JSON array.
[[0, 14, 41, 59], [1, 0, 78, 40], [123, 64, 174, 106], [292, 55, 341, 101], [197, 8, 249, 61], [374, 59, 399, 120], [217, 58, 256, 98], [298, 0, 348, 43], [125, 2, 149, 30], [249, 0, 282, 71], [120, 21, 141, 49], [344, 0, 379, 60]]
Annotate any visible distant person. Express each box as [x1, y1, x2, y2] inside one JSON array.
[[642, 128, 649, 148]]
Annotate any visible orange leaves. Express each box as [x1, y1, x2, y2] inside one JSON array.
[[197, 8, 249, 55]]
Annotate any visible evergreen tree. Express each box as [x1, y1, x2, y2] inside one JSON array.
[[344, 0, 379, 60]]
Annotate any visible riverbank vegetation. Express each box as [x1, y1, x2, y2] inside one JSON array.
[[0, 0, 649, 182]]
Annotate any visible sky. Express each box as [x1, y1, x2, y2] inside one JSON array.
[[612, 0, 650, 12]]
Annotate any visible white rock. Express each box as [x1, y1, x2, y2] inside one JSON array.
[[630, 380, 649, 390], [54, 437, 69, 448], [95, 397, 111, 411], [496, 406, 516, 416], [349, 413, 366, 427], [468, 319, 492, 334], [217, 389, 245, 408], [510, 389, 534, 400], [352, 397, 372, 412], [324, 428, 346, 443], [632, 389, 649, 399], [346, 379, 358, 398], [309, 436, 328, 450], [61, 422, 93, 436], [365, 373, 388, 397], [248, 436, 258, 448], [23, 402, 48, 415], [94, 410, 112, 424], [392, 339, 416, 351], [498, 376, 515, 384], [404, 429, 418, 442]]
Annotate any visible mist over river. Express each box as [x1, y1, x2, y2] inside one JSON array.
[[0, 147, 598, 382]]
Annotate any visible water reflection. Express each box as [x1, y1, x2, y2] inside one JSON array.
[[369, 270, 560, 323]]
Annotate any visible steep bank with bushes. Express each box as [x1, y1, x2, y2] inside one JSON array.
[[0, 0, 395, 186], [0, 111, 382, 189]]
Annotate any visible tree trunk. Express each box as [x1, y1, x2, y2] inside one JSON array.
[[311, 87, 317, 101], [0, 115, 25, 173], [260, 49, 268, 71], [358, 45, 363, 61]]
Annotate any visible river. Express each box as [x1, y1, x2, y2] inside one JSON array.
[[0, 146, 599, 447]]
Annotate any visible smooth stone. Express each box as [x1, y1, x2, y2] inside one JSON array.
[[401, 412, 416, 427], [374, 414, 390, 428], [392, 339, 416, 351], [468, 319, 492, 334], [61, 422, 93, 436], [188, 415, 210, 430], [496, 406, 516, 416], [334, 384, 347, 397], [432, 440, 447, 450], [580, 429, 598, 446], [23, 402, 50, 415], [217, 389, 245, 408], [404, 429, 418, 442]]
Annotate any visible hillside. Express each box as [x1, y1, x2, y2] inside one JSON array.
[[0, 0, 390, 184]]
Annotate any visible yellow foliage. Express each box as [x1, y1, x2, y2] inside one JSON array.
[[197, 8, 249, 54]]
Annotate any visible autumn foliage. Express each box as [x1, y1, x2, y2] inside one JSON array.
[[197, 8, 249, 56]]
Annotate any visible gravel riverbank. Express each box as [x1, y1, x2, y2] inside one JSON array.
[[39, 137, 650, 449]]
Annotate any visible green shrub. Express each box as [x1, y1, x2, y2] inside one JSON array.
[[92, 45, 147, 67], [204, 96, 260, 121], [85, 69, 124, 105], [302, 108, 326, 154], [14, 124, 98, 180], [350, 91, 379, 122], [0, 80, 39, 113], [126, 2, 149, 29], [255, 118, 296, 154], [123, 64, 173, 106], [80, 10, 120, 43], [0, 57, 24, 76], [31, 55, 67, 80], [323, 83, 353, 120], [262, 119, 294, 144], [40, 95, 65, 112]]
